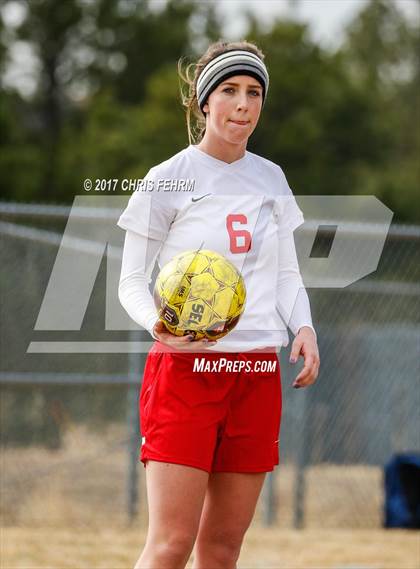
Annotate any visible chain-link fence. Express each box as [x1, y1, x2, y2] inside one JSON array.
[[1, 201, 419, 530]]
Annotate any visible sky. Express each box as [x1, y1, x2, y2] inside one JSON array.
[[217, 0, 419, 48], [1, 0, 419, 97]]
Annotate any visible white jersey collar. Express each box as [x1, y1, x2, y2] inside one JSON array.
[[188, 144, 250, 172]]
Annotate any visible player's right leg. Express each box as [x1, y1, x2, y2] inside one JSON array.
[[134, 460, 209, 569]]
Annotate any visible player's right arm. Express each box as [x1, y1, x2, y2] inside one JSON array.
[[117, 165, 217, 351], [118, 230, 216, 351]]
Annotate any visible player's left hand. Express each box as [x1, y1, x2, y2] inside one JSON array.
[[289, 326, 320, 389]]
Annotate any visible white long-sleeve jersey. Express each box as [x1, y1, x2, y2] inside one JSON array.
[[117, 144, 316, 352]]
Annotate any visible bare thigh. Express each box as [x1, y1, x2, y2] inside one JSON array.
[[195, 471, 266, 546], [145, 460, 210, 542]]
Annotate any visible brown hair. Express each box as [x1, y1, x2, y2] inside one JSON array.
[[178, 40, 266, 145]]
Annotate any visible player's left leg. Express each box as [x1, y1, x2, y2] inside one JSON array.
[[191, 471, 266, 569]]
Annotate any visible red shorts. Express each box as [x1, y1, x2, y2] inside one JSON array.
[[139, 342, 282, 473]]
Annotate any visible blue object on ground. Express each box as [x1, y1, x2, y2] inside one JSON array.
[[384, 452, 420, 529]]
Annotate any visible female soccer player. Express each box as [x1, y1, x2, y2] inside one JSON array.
[[118, 40, 319, 569]]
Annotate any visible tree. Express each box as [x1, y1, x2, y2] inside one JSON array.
[[242, 1, 419, 223], [1, 0, 222, 203], [247, 19, 387, 199], [340, 0, 420, 222], [91, 0, 196, 104], [57, 64, 187, 199]]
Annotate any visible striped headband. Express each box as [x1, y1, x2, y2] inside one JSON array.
[[196, 49, 269, 113]]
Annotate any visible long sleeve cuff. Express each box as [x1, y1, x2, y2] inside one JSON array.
[[296, 324, 317, 341]]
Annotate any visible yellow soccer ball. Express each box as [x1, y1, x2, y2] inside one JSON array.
[[153, 249, 246, 340]]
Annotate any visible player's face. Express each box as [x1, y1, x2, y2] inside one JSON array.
[[202, 75, 263, 146]]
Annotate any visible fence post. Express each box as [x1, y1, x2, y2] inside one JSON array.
[[293, 388, 309, 529], [127, 331, 143, 524], [263, 470, 276, 526]]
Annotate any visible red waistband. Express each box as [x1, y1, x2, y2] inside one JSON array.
[[151, 341, 277, 356]]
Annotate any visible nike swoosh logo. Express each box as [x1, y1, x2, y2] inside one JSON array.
[[191, 193, 211, 203]]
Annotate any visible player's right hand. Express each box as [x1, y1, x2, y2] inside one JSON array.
[[152, 320, 217, 352]]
